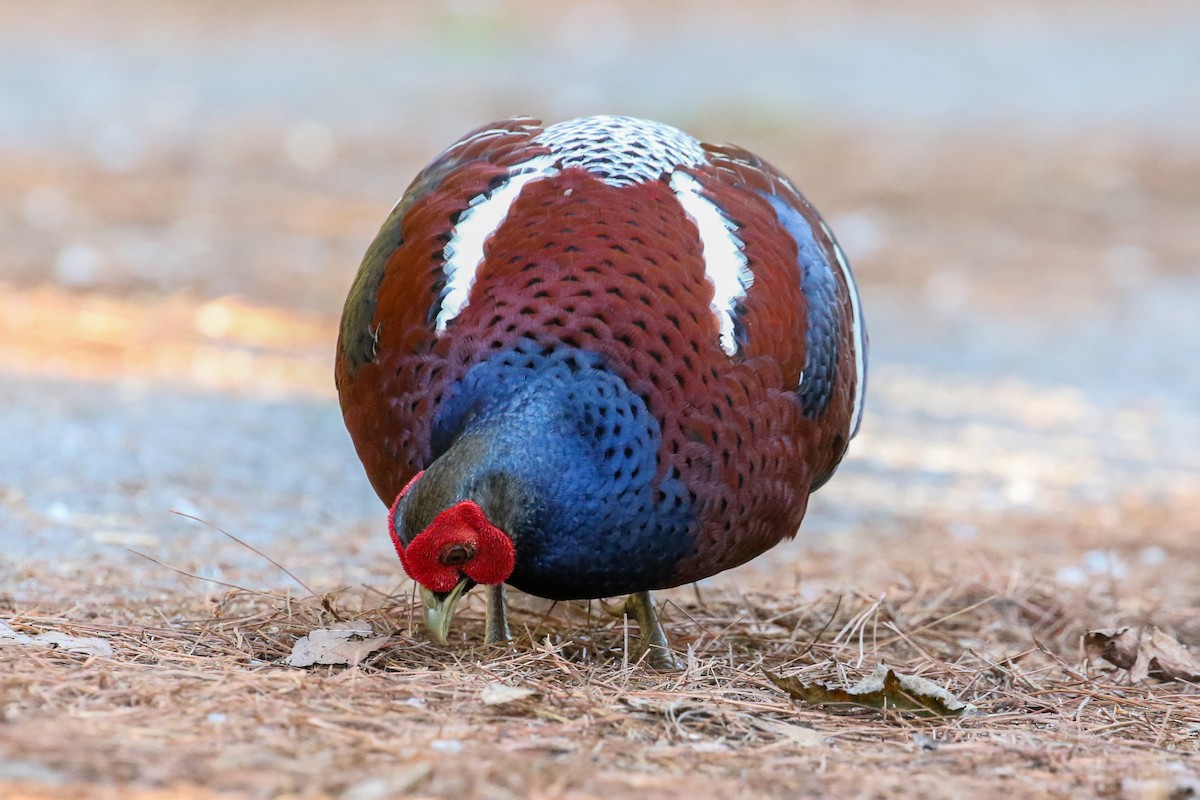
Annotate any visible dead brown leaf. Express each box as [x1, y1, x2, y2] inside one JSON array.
[[765, 665, 974, 717], [284, 621, 391, 668], [1086, 626, 1200, 683], [750, 718, 826, 748], [0, 619, 114, 657], [341, 760, 434, 800], [480, 681, 538, 706], [1085, 627, 1141, 670]]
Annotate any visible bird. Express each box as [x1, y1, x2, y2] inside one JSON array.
[[335, 115, 866, 668]]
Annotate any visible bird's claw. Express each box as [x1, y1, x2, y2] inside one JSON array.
[[601, 597, 630, 619], [607, 590, 681, 671]]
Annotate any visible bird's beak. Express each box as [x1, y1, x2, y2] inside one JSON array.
[[419, 578, 473, 644]]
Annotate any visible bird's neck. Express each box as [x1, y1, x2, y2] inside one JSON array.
[[402, 369, 584, 539], [410, 426, 538, 534], [406, 344, 696, 599], [437, 381, 584, 507]]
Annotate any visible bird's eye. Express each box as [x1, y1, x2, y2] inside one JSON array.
[[438, 543, 476, 566]]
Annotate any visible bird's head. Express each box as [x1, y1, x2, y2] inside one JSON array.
[[388, 471, 517, 643]]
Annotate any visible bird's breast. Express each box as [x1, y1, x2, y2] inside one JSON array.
[[335, 115, 867, 592]]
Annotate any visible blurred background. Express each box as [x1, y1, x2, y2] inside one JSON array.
[[2, 0, 1197, 596]]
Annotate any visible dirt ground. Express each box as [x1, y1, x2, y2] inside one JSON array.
[[2, 2, 1199, 798]]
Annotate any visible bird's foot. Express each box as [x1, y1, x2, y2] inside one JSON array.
[[604, 590, 681, 670], [484, 584, 511, 645]]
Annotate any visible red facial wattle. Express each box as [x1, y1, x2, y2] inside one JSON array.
[[400, 500, 515, 592], [388, 472, 514, 592]]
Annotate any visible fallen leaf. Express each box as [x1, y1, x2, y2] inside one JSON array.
[[1120, 769, 1200, 800], [284, 621, 390, 667], [752, 718, 825, 748], [0, 620, 114, 657], [1084, 627, 1140, 670], [765, 665, 974, 717], [913, 732, 940, 751], [341, 760, 433, 800], [1086, 626, 1200, 683], [480, 681, 537, 706]]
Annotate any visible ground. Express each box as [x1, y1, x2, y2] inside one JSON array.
[[1, 2, 1199, 798]]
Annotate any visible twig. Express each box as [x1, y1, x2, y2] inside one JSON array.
[[170, 510, 320, 599]]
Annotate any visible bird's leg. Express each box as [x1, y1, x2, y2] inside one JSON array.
[[628, 591, 680, 670], [484, 584, 511, 644], [606, 590, 681, 670]]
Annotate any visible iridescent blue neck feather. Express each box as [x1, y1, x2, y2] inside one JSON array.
[[426, 340, 694, 599]]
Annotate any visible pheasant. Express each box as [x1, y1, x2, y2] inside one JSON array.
[[335, 115, 866, 668]]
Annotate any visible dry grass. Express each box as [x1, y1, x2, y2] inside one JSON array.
[[2, 13, 1198, 794], [3, 521, 1198, 800]]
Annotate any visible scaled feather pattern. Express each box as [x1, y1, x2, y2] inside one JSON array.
[[336, 116, 867, 602]]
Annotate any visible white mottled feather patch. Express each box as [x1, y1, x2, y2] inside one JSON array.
[[535, 115, 706, 187], [670, 171, 751, 356], [438, 155, 559, 332], [436, 116, 749, 352]]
